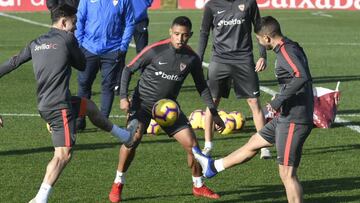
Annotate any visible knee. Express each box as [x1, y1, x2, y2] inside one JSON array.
[[124, 130, 143, 149], [55, 151, 72, 165], [279, 167, 296, 183], [247, 98, 261, 110]]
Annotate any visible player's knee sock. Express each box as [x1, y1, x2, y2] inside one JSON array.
[[192, 176, 204, 188], [204, 141, 213, 149], [35, 183, 52, 203], [111, 125, 130, 143], [114, 171, 126, 184], [214, 159, 225, 172]]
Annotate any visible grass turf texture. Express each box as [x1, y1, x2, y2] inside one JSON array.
[[0, 10, 360, 202]]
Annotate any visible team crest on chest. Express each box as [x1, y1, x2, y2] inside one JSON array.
[[238, 4, 245, 11], [113, 0, 118, 6], [179, 63, 187, 71]]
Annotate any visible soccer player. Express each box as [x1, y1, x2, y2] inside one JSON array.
[[193, 16, 314, 203], [75, 0, 135, 130], [198, 0, 271, 158], [108, 16, 226, 202], [0, 5, 137, 203]]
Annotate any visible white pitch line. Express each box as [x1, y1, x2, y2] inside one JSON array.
[[0, 12, 51, 28], [1, 12, 359, 134], [0, 113, 126, 118], [312, 11, 333, 18]]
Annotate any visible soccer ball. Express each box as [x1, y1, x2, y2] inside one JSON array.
[[152, 99, 179, 127], [146, 119, 161, 135], [229, 111, 245, 130], [188, 109, 204, 129], [218, 112, 236, 135]]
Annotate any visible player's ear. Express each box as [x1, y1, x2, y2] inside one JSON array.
[[60, 17, 67, 29], [189, 31, 193, 38], [169, 28, 172, 36], [263, 35, 271, 43]]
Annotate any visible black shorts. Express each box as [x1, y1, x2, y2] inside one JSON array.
[[259, 117, 312, 167], [129, 96, 191, 136], [207, 61, 260, 99], [39, 96, 87, 147]]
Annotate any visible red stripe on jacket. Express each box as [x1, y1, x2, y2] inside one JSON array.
[[127, 39, 171, 67], [280, 45, 300, 77]]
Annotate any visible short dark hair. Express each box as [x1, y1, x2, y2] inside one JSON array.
[[50, 4, 77, 24], [47, 0, 79, 10], [255, 16, 282, 37], [172, 16, 192, 30]]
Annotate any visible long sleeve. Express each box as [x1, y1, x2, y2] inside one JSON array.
[[250, 0, 267, 59], [75, 0, 87, 45], [65, 33, 85, 71], [270, 45, 311, 110], [190, 57, 218, 116], [0, 44, 32, 78], [120, 0, 135, 52], [197, 4, 213, 62], [119, 45, 152, 99]]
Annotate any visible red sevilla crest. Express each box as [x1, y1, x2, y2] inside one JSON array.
[[238, 4, 245, 11], [180, 63, 187, 71]]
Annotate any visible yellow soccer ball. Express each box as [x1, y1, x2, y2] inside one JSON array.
[[218, 113, 236, 135], [189, 109, 204, 129], [146, 119, 161, 135], [229, 111, 246, 130], [152, 99, 179, 127]]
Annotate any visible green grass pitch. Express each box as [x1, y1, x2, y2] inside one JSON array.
[[0, 9, 360, 202]]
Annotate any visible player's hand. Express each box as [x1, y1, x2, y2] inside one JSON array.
[[255, 57, 267, 72], [213, 114, 225, 133], [0, 115, 3, 128], [266, 103, 276, 114], [120, 98, 130, 112]]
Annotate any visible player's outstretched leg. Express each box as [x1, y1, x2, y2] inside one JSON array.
[[192, 146, 218, 178], [85, 98, 138, 146]]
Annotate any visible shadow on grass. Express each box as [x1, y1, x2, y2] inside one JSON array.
[[0, 133, 251, 156], [214, 176, 360, 203], [260, 75, 360, 87], [304, 144, 360, 156], [106, 176, 360, 202]]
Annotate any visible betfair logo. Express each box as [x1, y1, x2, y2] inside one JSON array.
[[217, 19, 245, 27], [154, 71, 180, 81], [34, 43, 58, 51]]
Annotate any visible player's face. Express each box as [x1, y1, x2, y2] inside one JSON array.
[[64, 15, 77, 33], [169, 25, 193, 49], [256, 34, 273, 50]]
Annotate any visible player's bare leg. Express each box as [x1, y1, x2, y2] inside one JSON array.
[[246, 97, 271, 159], [174, 128, 220, 199], [85, 99, 136, 145], [203, 98, 220, 156], [192, 133, 271, 178], [31, 147, 72, 203], [279, 165, 303, 203], [109, 122, 144, 203]]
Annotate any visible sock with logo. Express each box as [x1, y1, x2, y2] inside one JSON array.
[[192, 176, 204, 188], [114, 171, 126, 184], [35, 183, 52, 203]]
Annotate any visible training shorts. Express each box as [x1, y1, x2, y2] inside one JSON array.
[[207, 61, 260, 99], [39, 96, 87, 147], [259, 117, 312, 167], [129, 96, 191, 136]]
